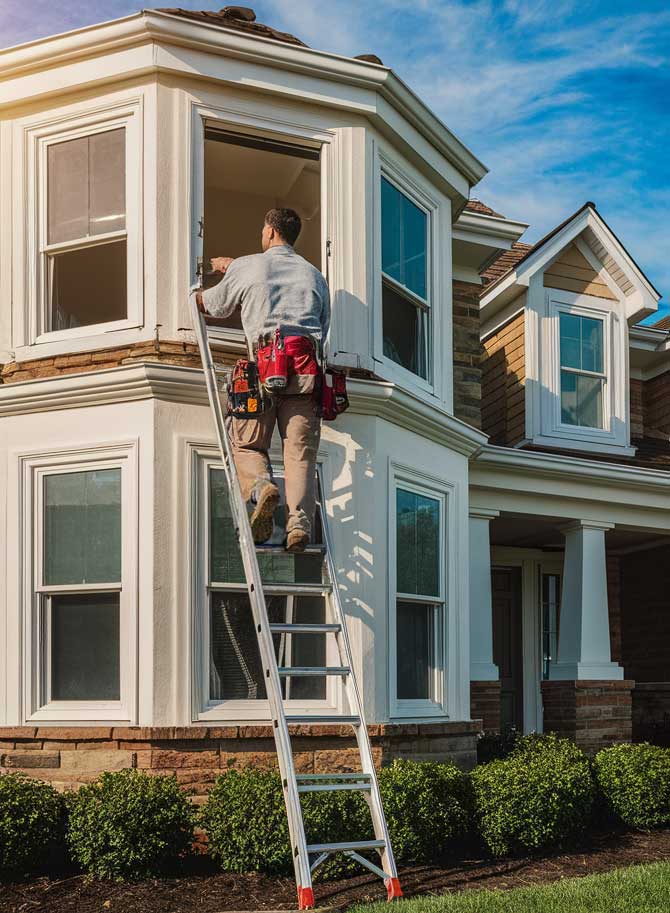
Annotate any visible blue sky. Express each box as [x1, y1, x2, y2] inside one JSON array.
[[2, 0, 668, 321]]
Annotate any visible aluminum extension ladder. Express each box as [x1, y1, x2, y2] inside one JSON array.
[[191, 296, 402, 909]]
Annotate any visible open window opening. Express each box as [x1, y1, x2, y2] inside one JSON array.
[[202, 127, 322, 331]]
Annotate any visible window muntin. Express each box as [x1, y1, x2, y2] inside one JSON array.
[[207, 468, 328, 705], [559, 312, 605, 429], [381, 177, 430, 380], [42, 127, 128, 333], [395, 486, 442, 704], [41, 468, 122, 704]]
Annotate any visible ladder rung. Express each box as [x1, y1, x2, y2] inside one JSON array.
[[263, 584, 332, 596], [307, 840, 386, 854], [278, 666, 349, 677], [298, 781, 372, 793], [285, 714, 360, 725], [255, 545, 325, 555], [296, 773, 371, 781], [270, 623, 340, 635]]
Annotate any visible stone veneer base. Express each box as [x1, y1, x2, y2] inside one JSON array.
[[0, 721, 481, 795]]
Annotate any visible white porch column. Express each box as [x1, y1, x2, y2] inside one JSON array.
[[469, 508, 500, 681], [550, 519, 623, 680]]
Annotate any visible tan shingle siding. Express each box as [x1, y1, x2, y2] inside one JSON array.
[[481, 311, 525, 445]]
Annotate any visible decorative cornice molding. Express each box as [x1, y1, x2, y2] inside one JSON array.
[[348, 378, 487, 457], [0, 363, 209, 416]]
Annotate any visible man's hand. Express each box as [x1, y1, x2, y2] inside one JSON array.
[[211, 256, 235, 275], [195, 290, 207, 314]]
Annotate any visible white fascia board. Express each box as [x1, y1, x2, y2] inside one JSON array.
[[453, 211, 528, 248], [629, 325, 670, 351], [0, 9, 486, 193], [474, 444, 670, 494]]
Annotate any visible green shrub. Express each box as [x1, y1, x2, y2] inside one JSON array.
[[378, 759, 474, 863], [594, 743, 670, 829], [0, 773, 64, 875], [472, 733, 594, 856], [201, 768, 371, 876], [477, 728, 521, 764], [66, 770, 195, 879]]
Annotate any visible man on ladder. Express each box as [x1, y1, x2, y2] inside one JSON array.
[[194, 208, 330, 553]]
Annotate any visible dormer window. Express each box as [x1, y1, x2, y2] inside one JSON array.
[[559, 312, 605, 429]]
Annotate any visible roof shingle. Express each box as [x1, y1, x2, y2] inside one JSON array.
[[156, 6, 308, 46]]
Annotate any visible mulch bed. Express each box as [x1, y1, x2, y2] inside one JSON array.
[[2, 828, 670, 913]]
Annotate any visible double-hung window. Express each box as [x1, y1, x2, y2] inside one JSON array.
[[34, 466, 127, 716], [31, 105, 142, 343], [381, 176, 430, 381], [393, 484, 445, 714], [559, 312, 605, 429], [199, 464, 333, 719]]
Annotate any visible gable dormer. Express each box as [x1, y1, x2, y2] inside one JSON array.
[[479, 203, 662, 457]]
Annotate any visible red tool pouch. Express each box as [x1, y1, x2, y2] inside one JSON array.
[[257, 331, 320, 391], [319, 368, 349, 421], [226, 359, 264, 418]]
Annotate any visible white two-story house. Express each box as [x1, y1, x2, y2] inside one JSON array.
[[0, 7, 667, 788]]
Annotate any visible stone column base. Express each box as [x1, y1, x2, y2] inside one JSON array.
[[541, 679, 633, 754], [470, 680, 502, 733]]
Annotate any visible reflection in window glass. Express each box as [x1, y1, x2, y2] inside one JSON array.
[[51, 593, 120, 700], [44, 469, 121, 585], [396, 488, 440, 597], [559, 313, 604, 428]]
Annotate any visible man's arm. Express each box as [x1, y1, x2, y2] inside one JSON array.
[[201, 258, 241, 318]]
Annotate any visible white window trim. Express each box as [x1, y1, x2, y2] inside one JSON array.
[[20, 442, 139, 723], [389, 463, 452, 720], [373, 150, 444, 402], [189, 101, 334, 353], [17, 97, 144, 357], [533, 286, 632, 454], [191, 448, 338, 722]]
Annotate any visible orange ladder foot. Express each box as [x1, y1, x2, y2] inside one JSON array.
[[298, 886, 315, 910], [386, 877, 403, 901]]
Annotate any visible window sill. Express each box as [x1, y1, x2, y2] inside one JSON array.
[[529, 432, 636, 458], [391, 700, 447, 720], [27, 705, 131, 723], [13, 326, 149, 363], [197, 700, 334, 722]]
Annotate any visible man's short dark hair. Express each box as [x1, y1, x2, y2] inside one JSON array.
[[265, 208, 302, 246]]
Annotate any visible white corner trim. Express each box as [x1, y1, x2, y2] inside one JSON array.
[[0, 363, 209, 416], [348, 377, 488, 457]]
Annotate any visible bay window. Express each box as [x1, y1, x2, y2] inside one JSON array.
[[381, 176, 430, 381], [393, 482, 445, 714]]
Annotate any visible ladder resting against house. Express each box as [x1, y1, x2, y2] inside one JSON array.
[[191, 295, 402, 910]]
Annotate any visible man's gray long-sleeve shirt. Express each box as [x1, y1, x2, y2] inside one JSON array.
[[202, 245, 330, 350]]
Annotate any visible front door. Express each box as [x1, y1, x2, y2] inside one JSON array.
[[492, 567, 523, 731]]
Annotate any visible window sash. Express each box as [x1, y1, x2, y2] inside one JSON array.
[[381, 175, 429, 302], [395, 600, 442, 702]]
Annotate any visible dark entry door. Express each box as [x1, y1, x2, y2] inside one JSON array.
[[492, 567, 523, 732]]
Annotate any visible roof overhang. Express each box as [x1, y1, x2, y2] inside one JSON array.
[[453, 209, 528, 279], [0, 9, 487, 205], [480, 204, 661, 325], [629, 325, 670, 380]]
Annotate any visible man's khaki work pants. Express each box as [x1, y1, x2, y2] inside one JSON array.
[[229, 390, 321, 537]]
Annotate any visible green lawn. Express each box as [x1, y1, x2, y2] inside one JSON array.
[[349, 862, 670, 913]]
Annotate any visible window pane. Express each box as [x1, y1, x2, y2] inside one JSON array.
[[49, 239, 127, 331], [51, 593, 120, 700], [396, 488, 440, 597], [210, 470, 324, 584], [381, 177, 427, 299], [210, 593, 326, 701], [559, 313, 603, 373], [396, 601, 436, 700], [382, 282, 427, 379], [541, 574, 561, 681], [561, 371, 603, 428], [89, 129, 126, 235], [47, 129, 125, 244], [44, 469, 121, 585]]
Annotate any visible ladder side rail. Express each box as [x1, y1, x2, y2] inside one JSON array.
[[191, 302, 312, 897], [316, 467, 400, 886]]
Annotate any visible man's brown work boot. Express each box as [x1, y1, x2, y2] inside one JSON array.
[[286, 528, 309, 553], [249, 480, 280, 544]]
